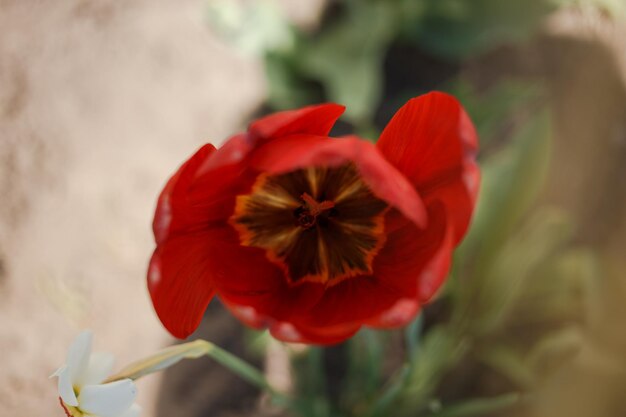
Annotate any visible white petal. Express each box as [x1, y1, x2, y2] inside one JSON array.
[[76, 352, 115, 386], [56, 365, 79, 407], [78, 379, 137, 417], [66, 330, 93, 384], [118, 403, 141, 417]]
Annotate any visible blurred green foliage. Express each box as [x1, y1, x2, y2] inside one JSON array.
[[204, 0, 608, 416], [260, 0, 556, 130]]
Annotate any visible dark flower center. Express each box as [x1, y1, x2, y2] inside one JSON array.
[[294, 193, 335, 229], [231, 163, 388, 286]]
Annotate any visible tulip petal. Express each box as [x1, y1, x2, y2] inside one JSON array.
[[66, 330, 93, 384], [154, 139, 260, 245], [77, 352, 115, 386], [56, 365, 79, 407], [296, 276, 403, 330], [119, 404, 141, 417], [214, 232, 326, 323], [249, 103, 345, 143], [297, 203, 452, 332], [271, 321, 361, 345], [366, 204, 455, 327], [373, 202, 454, 303], [373, 203, 450, 299], [78, 380, 137, 417], [377, 92, 479, 242], [416, 215, 455, 303], [153, 143, 216, 244], [365, 298, 420, 329], [148, 232, 217, 339], [220, 280, 326, 329], [251, 135, 427, 228], [196, 133, 253, 174]]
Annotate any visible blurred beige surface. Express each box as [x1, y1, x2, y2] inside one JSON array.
[[0, 0, 268, 415]]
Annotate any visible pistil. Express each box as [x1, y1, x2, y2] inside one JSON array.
[[297, 193, 335, 228]]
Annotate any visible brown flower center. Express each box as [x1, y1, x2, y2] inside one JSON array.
[[231, 163, 388, 285]]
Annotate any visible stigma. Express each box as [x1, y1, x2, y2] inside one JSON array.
[[295, 193, 335, 229]]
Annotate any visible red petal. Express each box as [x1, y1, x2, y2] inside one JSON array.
[[377, 92, 479, 242], [205, 226, 326, 323], [221, 300, 359, 345], [365, 298, 420, 329], [154, 103, 347, 243], [248, 103, 345, 143], [416, 223, 454, 303], [372, 203, 451, 300], [195, 133, 253, 174], [251, 135, 427, 228], [220, 283, 325, 325], [154, 136, 261, 246], [153, 143, 216, 244], [220, 303, 361, 344], [217, 263, 325, 324], [148, 232, 217, 339], [271, 321, 361, 345], [300, 203, 452, 330], [296, 276, 403, 329]]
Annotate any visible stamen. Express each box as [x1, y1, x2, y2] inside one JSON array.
[[232, 164, 388, 285]]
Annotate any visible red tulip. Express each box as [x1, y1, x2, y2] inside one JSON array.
[[148, 92, 479, 344]]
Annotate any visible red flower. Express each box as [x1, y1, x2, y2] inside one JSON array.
[[148, 92, 479, 345]]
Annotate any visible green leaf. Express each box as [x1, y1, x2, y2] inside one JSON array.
[[511, 247, 593, 326], [526, 326, 582, 377], [298, 0, 398, 124], [459, 107, 552, 279], [444, 79, 542, 148], [364, 315, 424, 417], [265, 50, 317, 110], [467, 209, 574, 334], [402, 326, 470, 411], [290, 347, 332, 417], [365, 365, 411, 417], [478, 345, 535, 387], [405, 313, 425, 365], [206, 0, 294, 56], [408, 0, 554, 58], [421, 393, 525, 417], [552, 0, 626, 18]]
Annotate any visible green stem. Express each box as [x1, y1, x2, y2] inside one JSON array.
[[204, 342, 291, 406], [364, 365, 411, 417], [205, 344, 270, 389], [106, 338, 291, 407]]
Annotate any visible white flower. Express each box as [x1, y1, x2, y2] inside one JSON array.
[[52, 331, 141, 417]]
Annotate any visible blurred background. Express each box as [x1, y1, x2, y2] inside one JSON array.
[[1, 0, 625, 416]]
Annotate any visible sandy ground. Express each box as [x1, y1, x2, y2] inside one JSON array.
[[0, 0, 328, 415]]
